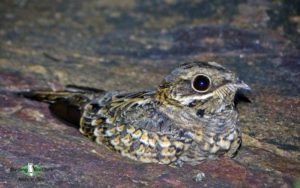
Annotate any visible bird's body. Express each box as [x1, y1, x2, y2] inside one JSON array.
[[19, 61, 250, 166]]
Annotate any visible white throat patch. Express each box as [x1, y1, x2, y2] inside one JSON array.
[[175, 93, 214, 105]]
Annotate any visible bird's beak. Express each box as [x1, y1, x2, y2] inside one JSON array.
[[234, 80, 251, 104], [234, 80, 251, 91]]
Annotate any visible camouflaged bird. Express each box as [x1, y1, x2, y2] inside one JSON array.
[[19, 61, 250, 166]]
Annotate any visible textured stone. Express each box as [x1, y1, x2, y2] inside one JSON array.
[[0, 0, 299, 187]]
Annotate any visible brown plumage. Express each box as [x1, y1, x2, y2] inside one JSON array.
[[18, 61, 250, 166]]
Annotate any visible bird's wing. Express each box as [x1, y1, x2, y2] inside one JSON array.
[[80, 90, 176, 137], [79, 91, 190, 164]]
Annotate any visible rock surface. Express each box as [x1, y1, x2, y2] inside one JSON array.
[[0, 0, 299, 187]]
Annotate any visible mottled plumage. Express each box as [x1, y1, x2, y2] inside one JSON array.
[[18, 61, 250, 166]]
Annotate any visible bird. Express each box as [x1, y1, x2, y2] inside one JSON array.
[[18, 61, 251, 166]]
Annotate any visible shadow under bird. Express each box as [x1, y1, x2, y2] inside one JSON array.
[[18, 61, 251, 166]]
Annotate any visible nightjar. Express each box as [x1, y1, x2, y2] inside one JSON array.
[[19, 61, 250, 166]]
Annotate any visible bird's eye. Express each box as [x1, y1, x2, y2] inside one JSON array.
[[192, 74, 211, 92]]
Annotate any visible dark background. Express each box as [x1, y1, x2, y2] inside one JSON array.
[[0, 0, 299, 187]]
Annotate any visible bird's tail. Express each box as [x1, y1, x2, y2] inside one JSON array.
[[16, 85, 105, 127]]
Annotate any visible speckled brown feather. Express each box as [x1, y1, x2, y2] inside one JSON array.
[[19, 61, 250, 166]]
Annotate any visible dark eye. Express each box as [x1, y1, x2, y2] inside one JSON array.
[[192, 74, 211, 92]]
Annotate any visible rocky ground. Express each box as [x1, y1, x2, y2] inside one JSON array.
[[0, 0, 299, 187]]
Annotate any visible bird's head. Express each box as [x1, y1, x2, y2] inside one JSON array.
[[156, 61, 250, 114]]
